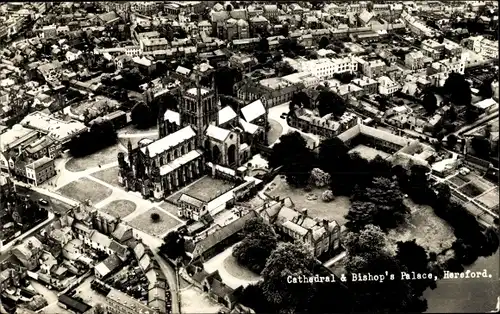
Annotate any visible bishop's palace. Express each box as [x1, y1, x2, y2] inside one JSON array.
[[117, 75, 269, 201]]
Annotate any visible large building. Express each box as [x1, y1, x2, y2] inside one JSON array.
[[462, 36, 499, 59], [119, 75, 268, 200]]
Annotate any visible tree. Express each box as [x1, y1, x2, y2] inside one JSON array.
[[150, 212, 161, 222], [346, 177, 409, 231], [317, 90, 346, 117], [233, 218, 278, 274], [422, 91, 438, 115], [261, 242, 317, 313], [269, 132, 315, 187], [257, 37, 269, 53], [408, 165, 433, 204], [131, 101, 152, 129], [318, 137, 349, 176], [471, 136, 491, 158], [443, 73, 471, 107], [160, 231, 185, 260], [318, 36, 329, 49], [344, 226, 426, 313], [309, 168, 331, 187], [396, 240, 436, 293], [279, 24, 289, 37], [447, 134, 458, 148], [478, 78, 494, 99], [290, 91, 310, 110]]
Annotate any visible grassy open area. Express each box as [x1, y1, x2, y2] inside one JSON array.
[[58, 178, 112, 205], [66, 144, 121, 172], [91, 166, 120, 188], [267, 119, 283, 144], [128, 208, 181, 237], [476, 187, 499, 210], [387, 205, 456, 256], [160, 201, 180, 217], [266, 175, 350, 225], [349, 144, 391, 161], [167, 176, 235, 204], [101, 200, 137, 219]]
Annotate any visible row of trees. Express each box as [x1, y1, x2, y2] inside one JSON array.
[[131, 92, 178, 129], [69, 120, 117, 157]]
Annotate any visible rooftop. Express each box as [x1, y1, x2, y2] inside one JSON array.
[[141, 126, 196, 158], [107, 288, 154, 314]]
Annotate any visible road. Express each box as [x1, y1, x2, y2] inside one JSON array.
[[153, 251, 181, 314], [455, 111, 499, 137]]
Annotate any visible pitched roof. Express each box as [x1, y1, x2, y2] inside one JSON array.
[[219, 106, 237, 125], [189, 211, 258, 259], [206, 125, 231, 142], [160, 149, 203, 176], [241, 99, 266, 123], [239, 118, 260, 134], [164, 109, 180, 125], [111, 224, 133, 243], [179, 194, 205, 208], [141, 126, 196, 158]]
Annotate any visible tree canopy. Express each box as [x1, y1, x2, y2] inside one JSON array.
[[317, 90, 347, 117], [443, 73, 471, 107], [233, 218, 278, 274], [422, 91, 438, 115]]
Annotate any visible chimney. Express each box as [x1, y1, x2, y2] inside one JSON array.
[[323, 219, 329, 228], [301, 208, 308, 217]]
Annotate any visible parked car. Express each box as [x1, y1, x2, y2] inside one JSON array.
[[38, 198, 49, 206]]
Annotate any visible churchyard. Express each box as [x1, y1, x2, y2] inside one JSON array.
[[65, 144, 121, 172], [91, 166, 120, 188], [167, 175, 236, 204], [128, 208, 182, 237], [100, 199, 137, 219]]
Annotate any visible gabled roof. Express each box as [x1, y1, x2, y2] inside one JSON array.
[[206, 125, 231, 142], [164, 109, 180, 125], [241, 99, 266, 123], [219, 106, 237, 125], [141, 126, 196, 158], [188, 211, 258, 259]]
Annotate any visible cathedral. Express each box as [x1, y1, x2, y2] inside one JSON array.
[[118, 73, 269, 200]]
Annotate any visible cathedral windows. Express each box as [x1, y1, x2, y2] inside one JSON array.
[[167, 153, 171, 163]]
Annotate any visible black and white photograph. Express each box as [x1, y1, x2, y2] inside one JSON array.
[[0, 1, 498, 313]]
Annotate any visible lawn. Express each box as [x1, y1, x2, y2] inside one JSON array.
[[101, 200, 137, 219], [266, 175, 350, 225], [167, 176, 235, 204], [118, 135, 157, 150], [387, 205, 456, 256], [475, 187, 499, 210], [460, 182, 486, 198], [349, 144, 391, 161], [223, 255, 261, 281], [128, 208, 181, 237], [267, 119, 283, 145], [66, 144, 121, 172], [91, 166, 120, 187], [448, 175, 469, 188], [160, 201, 180, 217], [58, 178, 112, 205]]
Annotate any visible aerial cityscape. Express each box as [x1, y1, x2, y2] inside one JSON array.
[[0, 1, 499, 313]]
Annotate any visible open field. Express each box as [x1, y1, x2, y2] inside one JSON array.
[[387, 205, 456, 255], [128, 208, 181, 237], [91, 166, 120, 188], [167, 176, 235, 204], [101, 200, 136, 219], [349, 144, 391, 161], [66, 144, 121, 172], [266, 175, 350, 225], [58, 178, 112, 205]]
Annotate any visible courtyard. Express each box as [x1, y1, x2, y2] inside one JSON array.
[[203, 244, 262, 290], [128, 208, 182, 237], [265, 175, 351, 225], [58, 178, 113, 205], [349, 144, 391, 161], [180, 288, 222, 314], [66, 144, 122, 172], [166, 176, 236, 204], [100, 199, 137, 219], [118, 135, 158, 150]]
